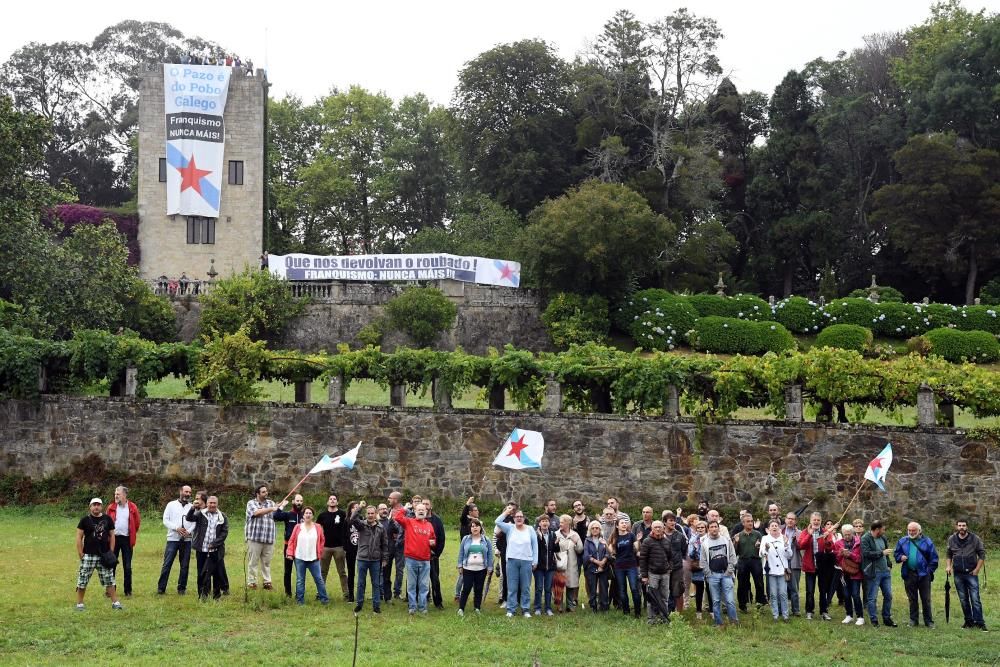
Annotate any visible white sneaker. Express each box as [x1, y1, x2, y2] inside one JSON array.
[[506, 612, 513, 618], [75, 603, 85, 611], [474, 608, 481, 615], [822, 613, 833, 621], [806, 613, 813, 620], [696, 612, 703, 620], [855, 617, 865, 626], [546, 610, 553, 616], [457, 609, 464, 617], [842, 615, 854, 624], [523, 612, 532, 618]]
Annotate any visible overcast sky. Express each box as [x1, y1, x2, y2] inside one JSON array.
[[4, 1, 999, 105]]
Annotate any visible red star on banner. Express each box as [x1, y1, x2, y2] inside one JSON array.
[[869, 456, 886, 474], [499, 263, 515, 281], [175, 155, 212, 195], [507, 434, 528, 459]]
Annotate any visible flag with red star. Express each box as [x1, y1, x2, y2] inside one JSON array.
[[864, 442, 893, 492], [492, 428, 544, 470], [163, 64, 232, 217]]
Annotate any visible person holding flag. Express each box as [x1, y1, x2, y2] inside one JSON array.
[[494, 504, 538, 618], [392, 501, 435, 615]]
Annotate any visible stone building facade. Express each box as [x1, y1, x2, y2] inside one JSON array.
[[137, 67, 265, 281], [2, 397, 995, 525]]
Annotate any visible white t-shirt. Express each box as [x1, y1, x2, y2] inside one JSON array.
[[114, 502, 130, 537], [295, 524, 319, 561]]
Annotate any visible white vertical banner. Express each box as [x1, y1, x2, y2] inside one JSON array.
[[163, 64, 232, 217]]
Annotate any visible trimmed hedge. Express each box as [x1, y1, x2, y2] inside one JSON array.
[[814, 324, 873, 353], [873, 302, 926, 337], [541, 292, 610, 348], [730, 294, 771, 321], [847, 286, 904, 302], [825, 298, 879, 328], [689, 317, 796, 355], [772, 296, 823, 334], [629, 294, 698, 351], [614, 288, 675, 331], [922, 328, 1000, 363], [687, 294, 742, 318]]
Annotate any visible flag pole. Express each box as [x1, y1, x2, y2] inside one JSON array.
[[279, 472, 313, 506], [835, 479, 868, 528]]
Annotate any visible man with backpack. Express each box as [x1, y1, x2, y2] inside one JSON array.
[[946, 519, 987, 632]]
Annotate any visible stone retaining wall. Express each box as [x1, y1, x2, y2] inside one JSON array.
[[3, 397, 995, 524]]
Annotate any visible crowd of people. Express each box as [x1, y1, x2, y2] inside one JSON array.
[[73, 487, 989, 633], [172, 51, 255, 75]]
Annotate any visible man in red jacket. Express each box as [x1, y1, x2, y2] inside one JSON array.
[[797, 511, 837, 620], [107, 485, 141, 597], [392, 502, 435, 614]]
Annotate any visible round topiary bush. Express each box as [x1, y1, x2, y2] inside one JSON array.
[[628, 294, 698, 351], [687, 294, 742, 318], [613, 288, 674, 331], [920, 303, 963, 329], [954, 305, 1000, 335], [385, 286, 458, 348], [923, 328, 1000, 363], [825, 298, 879, 328], [730, 294, 771, 321], [847, 286, 904, 302], [689, 316, 795, 355], [815, 324, 873, 353], [772, 296, 823, 334], [872, 302, 925, 338]]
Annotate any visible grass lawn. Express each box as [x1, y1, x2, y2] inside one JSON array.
[[1, 508, 997, 666]]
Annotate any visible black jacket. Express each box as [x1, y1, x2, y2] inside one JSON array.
[[535, 528, 559, 571], [186, 506, 229, 552], [639, 535, 673, 577], [273, 507, 302, 542], [427, 514, 446, 558], [666, 529, 688, 571]]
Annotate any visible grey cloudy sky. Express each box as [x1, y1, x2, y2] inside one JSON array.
[[3, 0, 999, 104]]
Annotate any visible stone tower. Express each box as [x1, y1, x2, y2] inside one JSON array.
[[137, 66, 266, 281]]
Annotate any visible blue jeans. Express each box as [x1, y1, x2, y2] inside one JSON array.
[[953, 573, 984, 625], [614, 566, 641, 613], [157, 540, 192, 593], [707, 573, 738, 625], [506, 558, 533, 613], [865, 571, 893, 621], [768, 574, 788, 619], [405, 557, 430, 611], [844, 577, 863, 618], [294, 558, 328, 604], [356, 559, 382, 610], [786, 568, 800, 613], [533, 568, 554, 612]]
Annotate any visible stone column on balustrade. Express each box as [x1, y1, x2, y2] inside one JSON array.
[[125, 366, 139, 398], [327, 373, 346, 406], [488, 384, 505, 410], [543, 374, 562, 415], [294, 381, 312, 403], [916, 383, 936, 427], [663, 385, 680, 419], [432, 378, 452, 410], [784, 384, 803, 423], [390, 383, 407, 408]]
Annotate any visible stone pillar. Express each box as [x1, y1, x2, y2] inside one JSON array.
[[390, 383, 407, 408], [916, 383, 936, 427], [37, 365, 48, 394], [784, 384, 803, 423], [768, 295, 776, 307], [663, 384, 680, 419], [432, 378, 452, 410], [488, 384, 505, 410], [939, 401, 955, 428], [124, 366, 139, 398], [543, 374, 562, 415], [327, 373, 346, 405], [294, 381, 312, 403]]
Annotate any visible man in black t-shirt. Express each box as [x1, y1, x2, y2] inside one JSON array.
[[317, 494, 350, 600], [75, 498, 123, 611]]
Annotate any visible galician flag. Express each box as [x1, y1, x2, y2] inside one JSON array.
[[864, 443, 893, 492], [493, 428, 544, 470], [310, 442, 362, 474]]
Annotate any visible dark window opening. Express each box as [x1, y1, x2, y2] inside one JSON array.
[[186, 217, 216, 244], [158, 158, 167, 182], [228, 160, 244, 185]]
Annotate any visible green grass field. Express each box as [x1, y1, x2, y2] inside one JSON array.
[[1, 508, 996, 666]]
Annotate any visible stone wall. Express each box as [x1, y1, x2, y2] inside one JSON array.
[[2, 397, 995, 524], [170, 279, 551, 353], [137, 67, 265, 282]]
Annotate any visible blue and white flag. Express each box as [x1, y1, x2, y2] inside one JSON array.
[[492, 428, 544, 470], [864, 443, 893, 492], [310, 442, 362, 474]]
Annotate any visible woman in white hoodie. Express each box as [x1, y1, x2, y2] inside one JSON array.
[[760, 519, 793, 620]]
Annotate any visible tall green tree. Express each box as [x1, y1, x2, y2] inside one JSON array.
[[872, 133, 1000, 304], [266, 95, 324, 253], [518, 180, 675, 299], [453, 39, 579, 216]]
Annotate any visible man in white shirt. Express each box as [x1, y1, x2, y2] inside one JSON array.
[[157, 485, 195, 595]]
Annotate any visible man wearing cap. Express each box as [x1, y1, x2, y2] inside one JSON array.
[[75, 498, 123, 611]]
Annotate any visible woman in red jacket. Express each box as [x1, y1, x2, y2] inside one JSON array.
[[286, 507, 329, 605], [835, 524, 865, 626]]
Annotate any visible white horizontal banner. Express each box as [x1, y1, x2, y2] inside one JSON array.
[[268, 253, 521, 287]]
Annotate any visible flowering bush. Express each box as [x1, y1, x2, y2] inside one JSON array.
[[873, 302, 925, 337], [628, 294, 698, 351], [45, 204, 140, 266], [825, 298, 879, 328], [922, 328, 1000, 363], [730, 294, 771, 321], [689, 317, 795, 355], [613, 288, 674, 332], [772, 296, 824, 334]]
